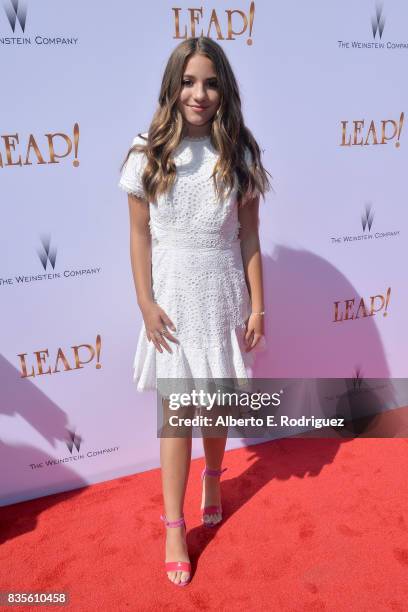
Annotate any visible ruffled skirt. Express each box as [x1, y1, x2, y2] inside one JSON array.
[[132, 238, 256, 394]]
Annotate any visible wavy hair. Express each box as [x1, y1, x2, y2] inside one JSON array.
[[120, 36, 272, 207]]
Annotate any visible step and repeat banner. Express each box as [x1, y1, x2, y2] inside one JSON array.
[[1, 1, 407, 505]]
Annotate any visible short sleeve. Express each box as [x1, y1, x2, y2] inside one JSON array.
[[118, 134, 148, 200]]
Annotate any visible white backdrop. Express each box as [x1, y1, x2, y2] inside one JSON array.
[[1, 0, 407, 505]]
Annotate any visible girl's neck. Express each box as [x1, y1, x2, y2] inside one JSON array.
[[182, 121, 212, 141], [183, 133, 210, 141]]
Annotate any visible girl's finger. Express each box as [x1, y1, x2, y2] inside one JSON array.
[[156, 331, 172, 354], [151, 332, 163, 353], [154, 341, 163, 353], [250, 333, 263, 349], [162, 314, 176, 331], [245, 330, 254, 344], [161, 329, 179, 344], [153, 340, 163, 353], [246, 333, 261, 352]]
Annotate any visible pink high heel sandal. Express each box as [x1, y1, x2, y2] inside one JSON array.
[[160, 514, 191, 587], [201, 466, 228, 527]]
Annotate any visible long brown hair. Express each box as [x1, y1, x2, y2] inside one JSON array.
[[120, 36, 272, 207]]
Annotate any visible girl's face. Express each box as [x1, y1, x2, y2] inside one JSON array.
[[177, 53, 220, 136]]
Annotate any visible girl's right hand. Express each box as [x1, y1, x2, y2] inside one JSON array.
[[140, 301, 179, 354]]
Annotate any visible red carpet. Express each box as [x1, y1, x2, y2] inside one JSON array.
[[1, 437, 407, 611]]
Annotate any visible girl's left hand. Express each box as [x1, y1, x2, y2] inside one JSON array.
[[244, 313, 265, 352]]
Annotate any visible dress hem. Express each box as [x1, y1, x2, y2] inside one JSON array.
[[131, 322, 257, 393]]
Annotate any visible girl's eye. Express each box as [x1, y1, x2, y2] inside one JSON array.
[[182, 80, 218, 88]]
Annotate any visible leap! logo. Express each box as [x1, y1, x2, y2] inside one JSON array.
[[333, 288, 392, 322], [340, 113, 404, 148], [173, 1, 255, 45], [0, 123, 80, 168], [18, 334, 103, 378]]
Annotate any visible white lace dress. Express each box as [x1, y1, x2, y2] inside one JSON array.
[[119, 133, 256, 394]]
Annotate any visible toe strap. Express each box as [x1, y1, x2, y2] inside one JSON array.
[[202, 505, 222, 515], [165, 561, 191, 573]]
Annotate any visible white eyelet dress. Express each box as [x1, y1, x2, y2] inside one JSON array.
[[119, 133, 256, 396]]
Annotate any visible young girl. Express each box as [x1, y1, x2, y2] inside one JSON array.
[[119, 36, 271, 587]]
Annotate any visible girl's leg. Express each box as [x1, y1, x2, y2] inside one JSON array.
[[160, 399, 192, 585], [201, 428, 228, 520]]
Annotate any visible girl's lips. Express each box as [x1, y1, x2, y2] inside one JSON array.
[[189, 105, 208, 112]]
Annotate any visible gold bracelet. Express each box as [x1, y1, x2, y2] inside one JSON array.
[[251, 311, 265, 315]]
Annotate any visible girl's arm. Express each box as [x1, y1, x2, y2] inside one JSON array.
[[128, 194, 153, 308], [238, 195, 265, 351], [128, 194, 179, 353]]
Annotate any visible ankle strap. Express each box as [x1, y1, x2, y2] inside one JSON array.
[[201, 466, 228, 480], [160, 514, 185, 528]]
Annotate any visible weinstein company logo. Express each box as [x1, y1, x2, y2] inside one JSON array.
[[352, 367, 363, 392], [1, 0, 79, 46], [331, 203, 400, 245], [66, 429, 82, 454], [0, 235, 102, 288], [28, 428, 120, 470], [338, 3, 407, 50]]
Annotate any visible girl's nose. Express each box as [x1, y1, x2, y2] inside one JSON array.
[[192, 85, 207, 101]]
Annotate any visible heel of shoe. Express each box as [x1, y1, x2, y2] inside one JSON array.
[[201, 466, 228, 527]]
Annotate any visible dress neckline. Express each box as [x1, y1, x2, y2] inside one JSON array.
[[182, 134, 211, 142]]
